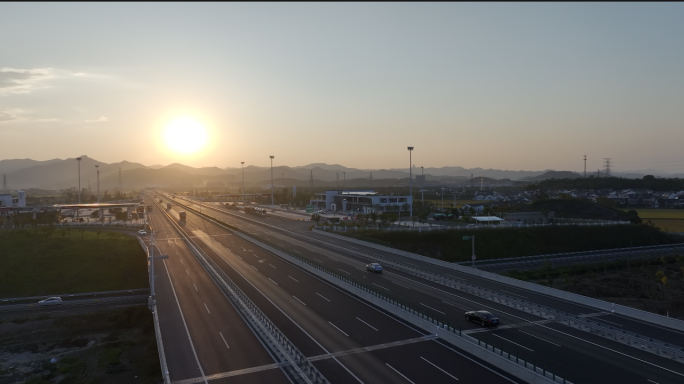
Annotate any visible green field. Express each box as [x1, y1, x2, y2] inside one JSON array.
[[648, 219, 684, 233], [0, 229, 149, 298], [635, 209, 684, 219]]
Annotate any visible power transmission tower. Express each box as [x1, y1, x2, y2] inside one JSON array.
[[584, 155, 587, 178], [369, 171, 373, 188], [603, 158, 612, 177], [480, 175, 484, 191], [309, 170, 314, 192]]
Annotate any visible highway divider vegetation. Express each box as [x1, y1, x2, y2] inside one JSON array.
[[504, 254, 684, 319], [344, 225, 678, 263], [0, 229, 148, 298]]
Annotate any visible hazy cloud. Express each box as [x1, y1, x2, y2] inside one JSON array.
[[84, 116, 108, 123], [0, 68, 53, 94], [0, 107, 23, 122]]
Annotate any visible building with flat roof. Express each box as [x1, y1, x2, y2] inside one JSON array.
[[310, 190, 413, 214]]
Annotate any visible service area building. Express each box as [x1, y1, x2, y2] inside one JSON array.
[[310, 190, 413, 213]]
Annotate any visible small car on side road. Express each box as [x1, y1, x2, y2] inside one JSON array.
[[465, 310, 499, 327], [138, 230, 148, 235], [38, 297, 62, 304]]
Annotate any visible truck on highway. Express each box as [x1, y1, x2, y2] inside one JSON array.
[[179, 211, 186, 221], [166, 203, 171, 210], [147, 205, 153, 212]]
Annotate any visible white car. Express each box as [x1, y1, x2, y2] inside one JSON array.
[[138, 230, 148, 235], [38, 297, 62, 304]]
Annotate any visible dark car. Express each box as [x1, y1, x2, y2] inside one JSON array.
[[465, 310, 499, 327]]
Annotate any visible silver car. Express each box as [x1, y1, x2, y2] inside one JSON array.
[[38, 297, 62, 304]]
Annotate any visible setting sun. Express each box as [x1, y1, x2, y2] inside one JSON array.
[[163, 117, 208, 155]]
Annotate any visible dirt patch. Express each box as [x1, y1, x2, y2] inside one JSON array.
[[0, 306, 161, 384]]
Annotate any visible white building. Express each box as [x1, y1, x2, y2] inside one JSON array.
[[0, 190, 25, 207], [310, 190, 413, 214]]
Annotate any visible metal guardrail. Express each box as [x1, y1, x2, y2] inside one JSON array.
[[154, 197, 329, 384], [165, 194, 567, 383], [137, 237, 171, 384]]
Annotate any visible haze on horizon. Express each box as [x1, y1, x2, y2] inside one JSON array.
[[1, 3, 683, 174]]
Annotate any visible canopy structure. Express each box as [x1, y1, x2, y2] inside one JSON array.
[[472, 216, 504, 223]]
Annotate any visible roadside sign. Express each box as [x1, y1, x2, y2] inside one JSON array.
[[305, 204, 314, 213], [471, 255, 476, 261], [462, 236, 470, 240]]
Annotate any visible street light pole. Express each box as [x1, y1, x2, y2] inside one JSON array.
[[241, 162, 245, 205], [420, 166, 424, 203], [76, 157, 82, 204], [269, 156, 274, 209], [95, 165, 100, 203], [407, 147, 414, 218]]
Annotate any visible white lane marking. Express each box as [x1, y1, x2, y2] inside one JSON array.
[[289, 275, 299, 283], [241, 247, 246, 251], [251, 265, 258, 271], [493, 334, 533, 351], [231, 241, 235, 243], [420, 302, 445, 315], [313, 258, 323, 263], [186, 269, 189, 275], [442, 301, 467, 311], [204, 303, 211, 314], [420, 356, 459, 380], [356, 317, 378, 331], [338, 269, 351, 274], [293, 295, 306, 306], [316, 292, 331, 302], [372, 283, 389, 290], [328, 321, 349, 337], [647, 380, 660, 384], [392, 281, 411, 289], [219, 332, 230, 349], [161, 260, 207, 383], [180, 259, 184, 264], [268, 263, 276, 268], [501, 290, 527, 298], [385, 363, 415, 384], [237, 255, 243, 260], [519, 330, 561, 347], [293, 249, 301, 253], [268, 278, 278, 285], [252, 253, 260, 258], [193, 284, 198, 292]]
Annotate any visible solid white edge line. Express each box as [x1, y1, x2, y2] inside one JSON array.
[[385, 363, 415, 384], [219, 331, 230, 349], [269, 263, 276, 268], [419, 356, 459, 380], [647, 379, 660, 384], [518, 330, 562, 347], [328, 321, 349, 336], [420, 302, 446, 315], [161, 259, 208, 383], [356, 317, 378, 331], [316, 292, 331, 302], [204, 303, 210, 314], [292, 295, 306, 306], [193, 283, 198, 292], [493, 334, 534, 351], [289, 275, 299, 282], [268, 278, 278, 285], [251, 265, 258, 270]]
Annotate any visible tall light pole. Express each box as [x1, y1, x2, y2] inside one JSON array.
[[95, 165, 100, 203], [76, 157, 82, 203], [407, 147, 414, 218], [269, 156, 274, 209], [343, 172, 345, 190], [421, 166, 424, 203], [241, 162, 245, 205]]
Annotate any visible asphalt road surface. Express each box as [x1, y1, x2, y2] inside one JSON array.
[[149, 195, 525, 384], [163, 195, 684, 384]]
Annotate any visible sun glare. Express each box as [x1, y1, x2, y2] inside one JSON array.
[[164, 118, 208, 155]]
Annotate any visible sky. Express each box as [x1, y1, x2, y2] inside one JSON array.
[[1, 3, 683, 174]]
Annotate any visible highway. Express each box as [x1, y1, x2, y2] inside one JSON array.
[[149, 194, 525, 384], [165, 194, 684, 384]]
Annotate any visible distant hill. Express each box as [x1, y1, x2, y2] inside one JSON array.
[[521, 171, 582, 181], [0, 158, 63, 175]]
